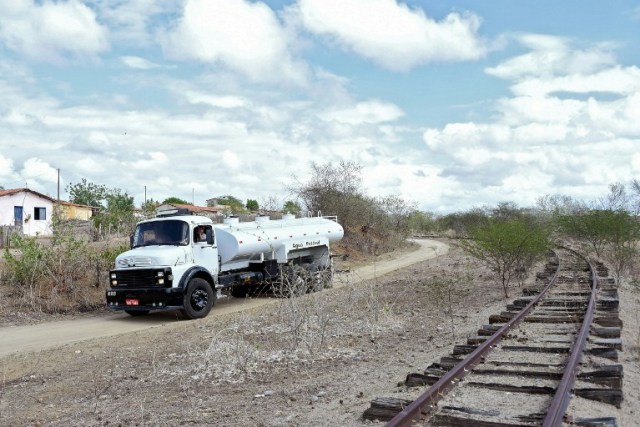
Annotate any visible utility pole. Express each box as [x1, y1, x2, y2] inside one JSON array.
[[57, 168, 60, 202]]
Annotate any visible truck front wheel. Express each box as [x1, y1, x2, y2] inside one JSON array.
[[181, 278, 215, 319]]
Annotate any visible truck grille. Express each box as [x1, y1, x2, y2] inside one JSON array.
[[111, 268, 172, 288]]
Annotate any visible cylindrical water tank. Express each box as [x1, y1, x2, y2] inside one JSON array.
[[214, 217, 343, 264]]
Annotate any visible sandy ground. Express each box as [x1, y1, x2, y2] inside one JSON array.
[[0, 239, 636, 427]]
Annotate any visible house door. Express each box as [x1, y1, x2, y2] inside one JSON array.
[[13, 206, 23, 227]]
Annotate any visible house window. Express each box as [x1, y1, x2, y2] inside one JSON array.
[[34, 207, 46, 220]]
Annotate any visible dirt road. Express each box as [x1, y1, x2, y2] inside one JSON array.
[[0, 239, 448, 358]]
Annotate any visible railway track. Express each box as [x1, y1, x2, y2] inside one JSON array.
[[363, 247, 623, 426]]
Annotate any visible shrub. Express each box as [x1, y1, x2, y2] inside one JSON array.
[[2, 230, 128, 313], [460, 218, 551, 298]]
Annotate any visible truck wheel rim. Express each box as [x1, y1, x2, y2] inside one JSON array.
[[191, 289, 208, 310]]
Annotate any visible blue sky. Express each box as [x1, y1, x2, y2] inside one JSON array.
[[1, 0, 639, 213]]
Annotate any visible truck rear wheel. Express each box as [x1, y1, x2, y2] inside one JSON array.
[[181, 278, 215, 319], [274, 266, 308, 298]]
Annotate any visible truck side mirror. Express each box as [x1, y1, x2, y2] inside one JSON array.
[[206, 229, 214, 245], [130, 234, 134, 248]]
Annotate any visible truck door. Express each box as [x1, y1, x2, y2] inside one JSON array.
[[192, 225, 219, 276]]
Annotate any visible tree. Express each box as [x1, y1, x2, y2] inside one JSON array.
[[407, 210, 437, 235], [536, 193, 583, 216], [246, 199, 259, 211], [460, 218, 551, 298], [602, 211, 640, 281], [289, 161, 364, 229], [163, 197, 190, 205], [597, 182, 628, 211], [141, 198, 159, 218], [556, 210, 621, 258], [215, 195, 246, 214], [93, 189, 136, 234], [437, 207, 489, 238], [66, 178, 107, 207], [283, 200, 301, 216], [377, 195, 417, 239], [260, 195, 280, 212], [629, 179, 640, 216]]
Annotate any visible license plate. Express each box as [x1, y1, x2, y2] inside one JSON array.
[[125, 298, 139, 306]]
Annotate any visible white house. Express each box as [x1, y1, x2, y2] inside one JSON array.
[[0, 188, 55, 236]]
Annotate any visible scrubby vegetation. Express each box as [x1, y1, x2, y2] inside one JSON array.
[[1, 222, 127, 315]]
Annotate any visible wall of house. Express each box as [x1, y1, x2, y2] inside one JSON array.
[[0, 192, 53, 236], [59, 204, 93, 221]]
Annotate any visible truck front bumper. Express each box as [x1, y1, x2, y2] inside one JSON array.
[[106, 287, 185, 312]]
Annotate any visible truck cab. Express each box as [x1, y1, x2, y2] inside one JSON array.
[[106, 213, 220, 319]]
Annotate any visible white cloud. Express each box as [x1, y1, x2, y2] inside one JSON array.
[[318, 100, 403, 124], [162, 0, 308, 84], [0, 0, 109, 62], [184, 91, 247, 109], [510, 66, 640, 98], [486, 34, 615, 81], [222, 150, 241, 169], [131, 152, 169, 170], [293, 0, 487, 71], [92, 0, 175, 45], [21, 158, 58, 187], [422, 36, 640, 209], [121, 56, 160, 70], [76, 157, 105, 174], [0, 154, 15, 179]]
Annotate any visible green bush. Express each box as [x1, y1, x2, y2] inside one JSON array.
[[460, 218, 551, 298], [2, 230, 128, 313], [2, 235, 48, 307]]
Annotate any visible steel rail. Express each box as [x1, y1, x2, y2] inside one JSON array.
[[542, 249, 598, 426], [385, 250, 562, 427]]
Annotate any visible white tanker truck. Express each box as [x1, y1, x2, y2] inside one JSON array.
[[105, 209, 344, 319]]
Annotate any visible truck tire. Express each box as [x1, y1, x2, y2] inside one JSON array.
[[181, 278, 215, 319], [125, 309, 150, 316], [274, 266, 307, 298]]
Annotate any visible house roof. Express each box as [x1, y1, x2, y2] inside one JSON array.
[[0, 188, 56, 202], [0, 188, 100, 209]]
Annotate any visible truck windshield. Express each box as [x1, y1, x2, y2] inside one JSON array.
[[133, 220, 189, 247]]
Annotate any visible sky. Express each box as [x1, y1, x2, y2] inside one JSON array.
[[0, 0, 639, 213]]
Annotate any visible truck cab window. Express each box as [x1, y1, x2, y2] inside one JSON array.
[[133, 220, 189, 247], [194, 225, 213, 244]]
